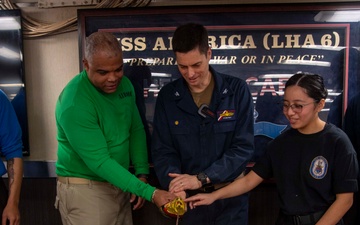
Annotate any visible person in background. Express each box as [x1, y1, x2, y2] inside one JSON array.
[[151, 23, 254, 225], [123, 64, 153, 163], [0, 89, 23, 225], [185, 72, 359, 225], [55, 31, 175, 225], [343, 91, 360, 225]]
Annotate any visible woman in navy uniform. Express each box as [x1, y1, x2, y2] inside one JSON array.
[[186, 72, 359, 225]]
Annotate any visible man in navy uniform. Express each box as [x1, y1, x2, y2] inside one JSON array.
[[152, 23, 255, 225]]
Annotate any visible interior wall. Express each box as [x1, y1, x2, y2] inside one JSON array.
[[19, 0, 357, 163], [22, 6, 79, 161]]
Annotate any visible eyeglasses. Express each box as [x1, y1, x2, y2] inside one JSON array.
[[282, 102, 316, 113]]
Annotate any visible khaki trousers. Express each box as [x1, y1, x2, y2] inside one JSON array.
[[55, 177, 133, 225]]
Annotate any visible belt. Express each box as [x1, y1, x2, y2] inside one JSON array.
[[57, 176, 108, 185], [280, 210, 326, 225]]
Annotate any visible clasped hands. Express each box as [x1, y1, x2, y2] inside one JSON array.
[[168, 172, 217, 209], [168, 172, 202, 195], [138, 172, 215, 211]]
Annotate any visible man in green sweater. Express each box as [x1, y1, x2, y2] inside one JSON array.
[[55, 31, 175, 225]]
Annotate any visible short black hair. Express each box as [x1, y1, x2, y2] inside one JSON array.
[[285, 72, 328, 102], [172, 23, 209, 55]]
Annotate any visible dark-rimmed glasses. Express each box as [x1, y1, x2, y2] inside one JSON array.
[[282, 102, 316, 113]]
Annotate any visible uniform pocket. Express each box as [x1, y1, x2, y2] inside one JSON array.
[[214, 121, 236, 133]]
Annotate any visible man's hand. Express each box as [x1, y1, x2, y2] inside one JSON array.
[[152, 189, 176, 208], [174, 191, 187, 200], [2, 203, 20, 225], [130, 194, 146, 210], [168, 173, 201, 193], [130, 176, 148, 210]]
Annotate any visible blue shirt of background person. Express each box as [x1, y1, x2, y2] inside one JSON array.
[[0, 89, 23, 225], [0, 89, 23, 175]]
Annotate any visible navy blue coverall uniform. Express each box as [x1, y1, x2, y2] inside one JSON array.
[[152, 66, 255, 225]]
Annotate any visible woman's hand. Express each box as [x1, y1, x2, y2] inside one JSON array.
[[184, 193, 216, 209]]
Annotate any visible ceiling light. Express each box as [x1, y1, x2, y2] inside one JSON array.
[[0, 17, 21, 30], [314, 10, 360, 22], [0, 46, 21, 60]]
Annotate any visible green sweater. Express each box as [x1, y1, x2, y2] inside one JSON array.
[[55, 70, 155, 201]]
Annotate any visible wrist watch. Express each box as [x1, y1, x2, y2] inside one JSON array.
[[196, 172, 208, 186]]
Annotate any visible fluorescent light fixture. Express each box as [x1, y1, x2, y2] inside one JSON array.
[[325, 98, 337, 103], [314, 10, 360, 22], [327, 92, 342, 96], [151, 72, 172, 77], [280, 59, 330, 67], [0, 83, 24, 87], [0, 46, 21, 60], [0, 17, 21, 30], [249, 81, 284, 86], [259, 74, 293, 79], [301, 45, 344, 51]]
